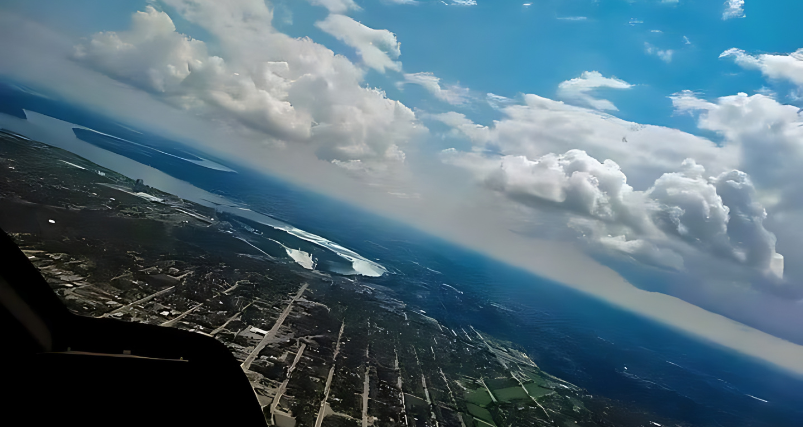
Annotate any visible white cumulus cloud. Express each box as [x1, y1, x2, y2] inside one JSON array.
[[316, 14, 402, 73], [398, 72, 470, 105], [441, 148, 783, 278], [73, 6, 309, 141], [721, 48, 803, 87], [671, 91, 803, 203], [557, 71, 632, 111], [73, 3, 424, 174], [723, 0, 745, 20]]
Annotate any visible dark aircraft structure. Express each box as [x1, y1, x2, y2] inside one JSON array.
[[0, 228, 268, 426]]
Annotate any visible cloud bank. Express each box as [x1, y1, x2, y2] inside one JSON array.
[[442, 148, 783, 277], [432, 87, 803, 292]]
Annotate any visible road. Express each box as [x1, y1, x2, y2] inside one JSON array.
[[210, 302, 252, 335], [270, 343, 307, 424], [160, 302, 203, 327], [99, 285, 175, 318], [362, 347, 370, 427], [240, 283, 308, 371], [314, 321, 345, 427]]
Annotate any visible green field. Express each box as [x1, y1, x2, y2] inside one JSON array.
[[464, 388, 493, 407], [524, 382, 554, 399], [493, 386, 529, 403], [486, 377, 518, 389], [466, 403, 496, 426]]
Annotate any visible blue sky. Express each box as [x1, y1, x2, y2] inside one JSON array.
[[270, 0, 803, 133], [4, 0, 803, 374]]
